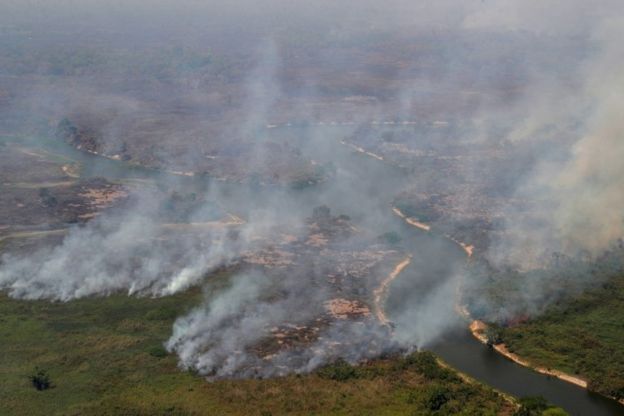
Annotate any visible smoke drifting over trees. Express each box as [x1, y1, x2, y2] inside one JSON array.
[[0, 0, 623, 378]]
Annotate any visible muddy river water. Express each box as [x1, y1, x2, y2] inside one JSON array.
[[3, 126, 623, 415]]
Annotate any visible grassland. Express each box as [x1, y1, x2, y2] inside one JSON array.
[[0, 266, 517, 416], [498, 274, 624, 402]]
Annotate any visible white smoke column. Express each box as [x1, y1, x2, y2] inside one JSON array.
[[166, 270, 398, 379], [548, 17, 624, 255], [167, 271, 281, 378], [484, 13, 624, 268], [391, 274, 460, 348], [0, 190, 243, 301]]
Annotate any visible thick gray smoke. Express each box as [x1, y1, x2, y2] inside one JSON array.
[[166, 270, 396, 378], [1, 0, 623, 379], [486, 12, 624, 268], [0, 189, 241, 300]]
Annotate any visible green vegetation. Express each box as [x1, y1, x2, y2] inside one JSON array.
[[0, 278, 512, 415], [497, 274, 624, 401], [485, 326, 504, 347], [514, 396, 568, 416], [467, 245, 624, 323], [29, 367, 52, 391], [465, 244, 624, 404], [317, 359, 358, 381]]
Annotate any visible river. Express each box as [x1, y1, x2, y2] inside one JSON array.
[[2, 125, 623, 415]]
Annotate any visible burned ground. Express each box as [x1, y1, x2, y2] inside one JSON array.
[[231, 208, 408, 373], [0, 143, 127, 241]]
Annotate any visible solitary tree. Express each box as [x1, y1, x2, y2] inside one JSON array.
[[29, 367, 51, 391]]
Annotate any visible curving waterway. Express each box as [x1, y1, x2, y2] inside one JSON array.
[[2, 125, 623, 415]]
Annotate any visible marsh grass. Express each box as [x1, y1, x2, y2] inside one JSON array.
[[0, 269, 511, 415]]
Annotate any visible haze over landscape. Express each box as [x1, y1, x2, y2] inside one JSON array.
[[1, 1, 624, 415]]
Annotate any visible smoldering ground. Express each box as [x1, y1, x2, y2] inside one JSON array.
[[1, 0, 624, 378]]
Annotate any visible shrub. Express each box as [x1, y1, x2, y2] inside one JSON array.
[[514, 396, 549, 416], [145, 307, 179, 321], [542, 408, 570, 416], [403, 351, 455, 381], [29, 367, 51, 391], [148, 345, 168, 358], [486, 326, 504, 346], [425, 385, 450, 411], [39, 187, 58, 207], [56, 117, 78, 139], [317, 359, 358, 381]]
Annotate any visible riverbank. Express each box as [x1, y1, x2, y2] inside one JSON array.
[[0, 269, 516, 416], [390, 204, 624, 407], [391, 207, 431, 231], [459, 255, 624, 406], [486, 273, 624, 408], [468, 320, 590, 389], [435, 357, 520, 411], [9, 122, 622, 413], [373, 255, 412, 326]]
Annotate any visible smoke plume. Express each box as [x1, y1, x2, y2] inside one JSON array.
[[1, 0, 623, 379]]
